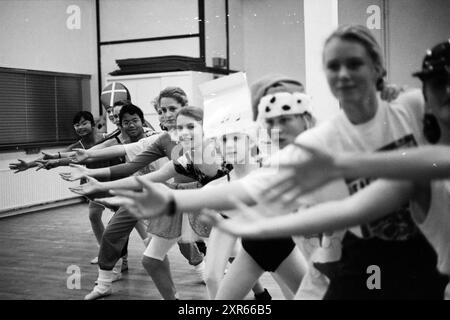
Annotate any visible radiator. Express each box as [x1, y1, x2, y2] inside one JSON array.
[[0, 167, 80, 213]]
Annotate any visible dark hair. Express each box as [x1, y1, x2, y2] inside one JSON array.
[[175, 106, 203, 122], [72, 111, 95, 127], [118, 102, 145, 125], [324, 24, 386, 91], [157, 87, 188, 107], [413, 39, 450, 81], [113, 99, 131, 107], [250, 74, 304, 120], [100, 82, 131, 108]]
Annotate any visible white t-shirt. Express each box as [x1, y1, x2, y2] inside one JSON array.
[[240, 89, 426, 299]]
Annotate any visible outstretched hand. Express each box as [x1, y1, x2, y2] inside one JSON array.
[[106, 176, 174, 220], [9, 159, 30, 173], [35, 159, 60, 171], [59, 164, 89, 181], [261, 143, 341, 207], [95, 196, 134, 208], [41, 151, 59, 160]]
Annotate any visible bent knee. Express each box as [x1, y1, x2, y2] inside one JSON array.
[[142, 255, 164, 271]]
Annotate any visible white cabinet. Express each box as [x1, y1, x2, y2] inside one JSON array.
[[105, 71, 216, 132]]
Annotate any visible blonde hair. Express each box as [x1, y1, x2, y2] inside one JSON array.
[[250, 74, 304, 120]]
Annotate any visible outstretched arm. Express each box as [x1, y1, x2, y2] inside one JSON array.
[[206, 179, 414, 239], [69, 160, 178, 195], [100, 160, 177, 191], [60, 164, 111, 181]]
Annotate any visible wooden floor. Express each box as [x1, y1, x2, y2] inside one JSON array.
[[0, 202, 285, 300]]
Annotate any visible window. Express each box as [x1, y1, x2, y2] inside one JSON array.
[[0, 68, 91, 150]]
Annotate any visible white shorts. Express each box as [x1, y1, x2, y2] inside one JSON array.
[[143, 235, 178, 261], [445, 282, 450, 300]]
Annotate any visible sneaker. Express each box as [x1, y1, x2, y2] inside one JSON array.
[[195, 241, 207, 256], [193, 261, 205, 284], [84, 286, 112, 300], [254, 288, 272, 300], [90, 256, 98, 265]]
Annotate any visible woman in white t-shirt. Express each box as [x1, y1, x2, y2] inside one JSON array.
[[70, 106, 232, 299]]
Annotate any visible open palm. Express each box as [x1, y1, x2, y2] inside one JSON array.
[[35, 159, 59, 170], [200, 196, 268, 238], [59, 164, 88, 181], [261, 143, 341, 206], [9, 159, 29, 173], [108, 176, 173, 219], [41, 151, 58, 160], [70, 148, 89, 163]]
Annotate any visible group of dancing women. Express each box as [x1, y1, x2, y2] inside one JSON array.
[[10, 24, 450, 300]]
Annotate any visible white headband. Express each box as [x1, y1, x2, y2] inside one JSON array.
[[257, 92, 312, 121], [214, 113, 259, 140]]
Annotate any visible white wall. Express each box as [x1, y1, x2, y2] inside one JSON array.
[[100, 38, 199, 94], [387, 0, 450, 88], [304, 0, 339, 123], [98, 0, 201, 113], [338, 0, 450, 89], [241, 0, 306, 86], [204, 0, 227, 67], [99, 0, 198, 41], [2, 0, 450, 212]]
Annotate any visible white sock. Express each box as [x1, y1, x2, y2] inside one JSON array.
[[194, 260, 205, 271]]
